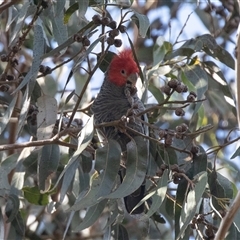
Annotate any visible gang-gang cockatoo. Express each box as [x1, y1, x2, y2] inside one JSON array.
[[91, 49, 147, 214]]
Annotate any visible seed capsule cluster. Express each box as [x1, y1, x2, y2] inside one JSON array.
[[73, 34, 91, 47], [92, 14, 127, 48], [158, 123, 189, 147], [156, 164, 186, 184], [190, 213, 218, 239], [161, 79, 197, 117]]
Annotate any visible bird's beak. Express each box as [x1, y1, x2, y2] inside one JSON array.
[[126, 72, 138, 87]]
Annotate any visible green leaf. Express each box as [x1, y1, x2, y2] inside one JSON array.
[[143, 169, 168, 218], [207, 90, 233, 116], [22, 150, 39, 174], [95, 140, 121, 198], [216, 172, 233, 199], [131, 12, 150, 38], [74, 199, 107, 231], [231, 146, 240, 159], [116, 0, 133, 8], [67, 140, 121, 211], [177, 172, 207, 240], [58, 89, 75, 131], [50, 1, 68, 46], [5, 194, 20, 223], [16, 85, 31, 137], [0, 154, 18, 195], [167, 34, 234, 69], [182, 64, 208, 116], [204, 61, 236, 117], [81, 151, 93, 173], [112, 224, 129, 240], [59, 159, 79, 203], [78, 0, 89, 19], [64, 3, 79, 24], [0, 94, 17, 135], [37, 95, 58, 140], [23, 186, 49, 205], [153, 38, 172, 67], [63, 0, 89, 24], [192, 146, 207, 176], [198, 34, 234, 70], [179, 34, 234, 69], [208, 170, 226, 212], [31, 80, 42, 103], [10, 3, 36, 45], [52, 116, 94, 191], [13, 24, 44, 94], [102, 201, 119, 229], [0, 209, 4, 240], [98, 51, 116, 73], [148, 83, 164, 104], [205, 60, 235, 99], [165, 48, 195, 60], [8, 211, 25, 238], [38, 144, 60, 192], [107, 136, 148, 199]]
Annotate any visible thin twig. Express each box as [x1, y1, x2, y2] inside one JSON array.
[[136, 98, 206, 117], [173, 11, 193, 46], [0, 0, 21, 14], [206, 136, 240, 155], [0, 128, 77, 152]]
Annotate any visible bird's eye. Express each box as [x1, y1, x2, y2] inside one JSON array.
[[121, 69, 126, 75]]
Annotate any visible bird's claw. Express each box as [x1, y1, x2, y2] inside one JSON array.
[[117, 115, 129, 133], [120, 115, 129, 123]]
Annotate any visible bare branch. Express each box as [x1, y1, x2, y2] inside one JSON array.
[[0, 129, 77, 152], [0, 0, 21, 14], [215, 191, 240, 240]]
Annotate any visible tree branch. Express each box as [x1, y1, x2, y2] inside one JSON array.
[[215, 191, 240, 240], [0, 129, 78, 152], [0, 0, 21, 14]]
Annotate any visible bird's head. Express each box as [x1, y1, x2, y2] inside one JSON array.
[[107, 49, 139, 87]]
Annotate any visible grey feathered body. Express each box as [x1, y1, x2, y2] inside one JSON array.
[[92, 75, 145, 149]]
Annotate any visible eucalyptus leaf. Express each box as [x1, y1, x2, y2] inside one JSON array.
[[67, 140, 121, 211], [0, 94, 17, 135], [0, 209, 4, 240], [50, 0, 68, 47], [13, 24, 44, 94], [59, 159, 79, 203], [131, 12, 150, 38], [148, 84, 164, 104], [16, 85, 30, 137], [177, 172, 207, 240], [231, 146, 240, 159], [37, 95, 57, 140], [5, 194, 20, 223], [107, 136, 148, 199], [38, 144, 60, 192], [64, 3, 79, 24], [9, 3, 37, 45], [112, 224, 129, 240], [74, 199, 107, 231], [143, 169, 168, 218], [182, 64, 208, 116], [23, 186, 49, 205], [52, 116, 94, 191]]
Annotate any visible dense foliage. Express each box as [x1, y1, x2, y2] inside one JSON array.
[[0, 0, 240, 239]]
